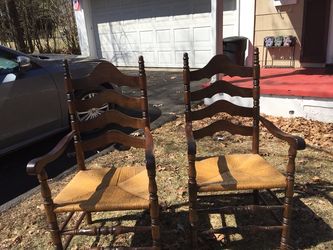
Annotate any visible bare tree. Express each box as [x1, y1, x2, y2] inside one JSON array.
[[4, 0, 27, 52], [0, 0, 80, 54]]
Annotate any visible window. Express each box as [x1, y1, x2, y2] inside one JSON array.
[[0, 57, 19, 75]]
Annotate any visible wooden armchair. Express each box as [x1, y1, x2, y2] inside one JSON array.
[[27, 57, 160, 249], [183, 48, 306, 249]]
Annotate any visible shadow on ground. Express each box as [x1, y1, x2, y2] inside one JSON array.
[[83, 184, 333, 249]]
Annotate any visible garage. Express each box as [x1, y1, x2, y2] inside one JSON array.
[[91, 0, 213, 68], [75, 0, 255, 68]]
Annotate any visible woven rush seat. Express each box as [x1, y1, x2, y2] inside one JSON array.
[[196, 154, 286, 192], [54, 166, 149, 213]]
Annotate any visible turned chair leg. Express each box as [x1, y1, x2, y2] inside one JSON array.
[[150, 194, 160, 249], [280, 193, 294, 249], [39, 172, 63, 249], [189, 183, 198, 249], [281, 154, 297, 249], [48, 217, 63, 250], [253, 189, 260, 204], [281, 176, 295, 248], [45, 207, 63, 249]]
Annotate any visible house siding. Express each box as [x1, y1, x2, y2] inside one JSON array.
[[255, 0, 304, 67]]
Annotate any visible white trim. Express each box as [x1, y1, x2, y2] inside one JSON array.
[[74, 0, 97, 57], [204, 93, 333, 123], [239, 0, 255, 66], [83, 0, 97, 57], [74, 1, 89, 56], [273, 0, 297, 6], [211, 0, 223, 81]]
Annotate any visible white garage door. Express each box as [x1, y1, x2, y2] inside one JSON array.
[[223, 0, 239, 38], [91, 0, 213, 68]]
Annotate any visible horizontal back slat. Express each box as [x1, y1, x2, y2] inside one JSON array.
[[81, 130, 145, 152], [75, 89, 142, 112], [190, 55, 253, 81], [72, 61, 139, 89], [193, 120, 252, 139], [191, 100, 253, 121], [191, 80, 252, 101], [78, 109, 145, 132]]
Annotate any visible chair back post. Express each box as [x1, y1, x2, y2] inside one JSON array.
[[138, 56, 150, 130], [252, 47, 260, 154], [183, 53, 192, 123], [63, 59, 86, 170], [138, 56, 161, 248]]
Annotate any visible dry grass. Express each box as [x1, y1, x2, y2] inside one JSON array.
[[0, 113, 332, 249]]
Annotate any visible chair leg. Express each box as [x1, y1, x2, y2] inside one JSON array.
[[281, 154, 297, 249], [38, 172, 63, 249], [86, 212, 92, 224], [253, 189, 259, 204], [281, 177, 295, 249], [150, 195, 160, 249], [280, 196, 293, 250], [189, 182, 198, 249], [46, 210, 63, 250]]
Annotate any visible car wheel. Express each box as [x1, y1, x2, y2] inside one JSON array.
[[76, 84, 114, 122]]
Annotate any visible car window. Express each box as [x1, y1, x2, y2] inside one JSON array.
[[0, 57, 19, 75]]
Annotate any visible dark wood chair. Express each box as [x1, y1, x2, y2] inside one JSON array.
[[183, 48, 306, 249], [27, 57, 160, 249]]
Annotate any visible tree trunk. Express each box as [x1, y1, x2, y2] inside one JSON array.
[[5, 0, 27, 52]]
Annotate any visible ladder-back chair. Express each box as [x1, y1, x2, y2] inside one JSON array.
[[27, 57, 160, 249], [183, 48, 305, 249]]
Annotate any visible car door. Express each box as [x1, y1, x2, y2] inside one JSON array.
[[0, 55, 63, 154]]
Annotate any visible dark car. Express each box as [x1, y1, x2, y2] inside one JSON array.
[[0, 45, 112, 156]]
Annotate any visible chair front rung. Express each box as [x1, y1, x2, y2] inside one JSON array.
[[196, 205, 283, 214], [201, 225, 283, 235], [62, 225, 151, 236]]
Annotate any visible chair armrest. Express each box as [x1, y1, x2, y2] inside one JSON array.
[[259, 116, 306, 151], [185, 123, 197, 155], [26, 131, 75, 175]]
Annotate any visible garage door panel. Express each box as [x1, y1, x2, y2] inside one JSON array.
[[158, 51, 174, 65], [174, 28, 191, 42], [140, 51, 155, 64], [156, 30, 171, 43], [195, 50, 212, 66], [99, 34, 112, 51], [97, 23, 111, 33], [155, 16, 172, 23], [92, 0, 212, 67], [176, 50, 193, 66], [112, 32, 138, 44], [140, 31, 154, 44], [138, 17, 154, 24], [122, 20, 137, 26], [113, 51, 139, 64], [194, 27, 211, 42]]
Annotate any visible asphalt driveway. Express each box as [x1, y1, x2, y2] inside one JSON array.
[[122, 69, 205, 128]]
